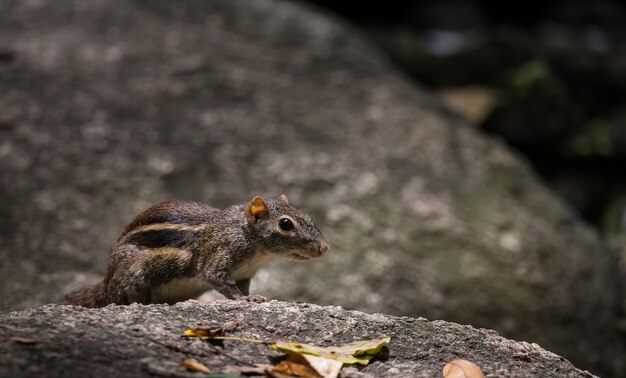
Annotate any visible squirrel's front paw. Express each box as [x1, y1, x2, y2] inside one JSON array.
[[241, 295, 267, 303]]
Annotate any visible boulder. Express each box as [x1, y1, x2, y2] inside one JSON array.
[[0, 0, 622, 375], [0, 301, 596, 378]]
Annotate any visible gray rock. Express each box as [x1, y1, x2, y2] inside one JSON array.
[[0, 301, 597, 378], [0, 0, 622, 376]]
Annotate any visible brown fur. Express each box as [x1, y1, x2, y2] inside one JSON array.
[[61, 282, 106, 307], [62, 195, 328, 307]]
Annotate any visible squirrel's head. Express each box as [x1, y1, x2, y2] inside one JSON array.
[[244, 194, 328, 260]]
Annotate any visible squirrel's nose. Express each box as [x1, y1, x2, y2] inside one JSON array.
[[318, 241, 329, 255]]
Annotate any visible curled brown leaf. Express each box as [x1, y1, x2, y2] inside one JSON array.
[[442, 359, 485, 378], [180, 357, 211, 373], [9, 336, 40, 345]]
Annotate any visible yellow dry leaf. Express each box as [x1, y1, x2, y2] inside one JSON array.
[[270, 337, 390, 365], [183, 328, 217, 338], [180, 357, 211, 373], [183, 316, 244, 338], [442, 359, 485, 378]]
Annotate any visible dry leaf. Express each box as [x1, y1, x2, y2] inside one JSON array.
[[180, 357, 211, 373], [273, 359, 320, 377], [437, 86, 496, 124], [271, 353, 342, 378], [183, 328, 224, 338], [225, 364, 272, 375], [270, 337, 390, 365], [183, 316, 244, 339], [9, 336, 40, 345], [442, 359, 485, 378], [298, 354, 342, 378]]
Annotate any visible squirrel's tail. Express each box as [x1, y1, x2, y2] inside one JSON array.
[[60, 282, 105, 308]]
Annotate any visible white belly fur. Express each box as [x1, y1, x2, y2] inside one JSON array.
[[232, 249, 280, 281], [150, 277, 213, 304], [150, 251, 280, 303]]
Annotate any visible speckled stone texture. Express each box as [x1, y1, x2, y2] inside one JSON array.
[[0, 0, 622, 376], [0, 301, 596, 378]]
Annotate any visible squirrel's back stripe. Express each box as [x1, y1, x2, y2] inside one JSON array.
[[120, 201, 217, 239], [124, 224, 205, 249]]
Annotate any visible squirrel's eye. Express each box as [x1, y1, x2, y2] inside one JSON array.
[[279, 218, 294, 231]]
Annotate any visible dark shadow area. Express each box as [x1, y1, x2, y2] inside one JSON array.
[[306, 0, 626, 236]]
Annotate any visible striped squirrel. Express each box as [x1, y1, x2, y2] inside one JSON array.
[[62, 195, 328, 307]]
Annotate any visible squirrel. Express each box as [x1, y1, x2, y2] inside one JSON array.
[[62, 194, 328, 307]]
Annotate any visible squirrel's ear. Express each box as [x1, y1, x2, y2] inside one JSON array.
[[245, 196, 269, 225], [278, 194, 289, 204]]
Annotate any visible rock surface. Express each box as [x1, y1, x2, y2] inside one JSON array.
[[0, 0, 622, 376], [0, 301, 596, 378]]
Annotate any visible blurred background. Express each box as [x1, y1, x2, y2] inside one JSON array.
[[0, 0, 624, 376], [308, 0, 626, 244]]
